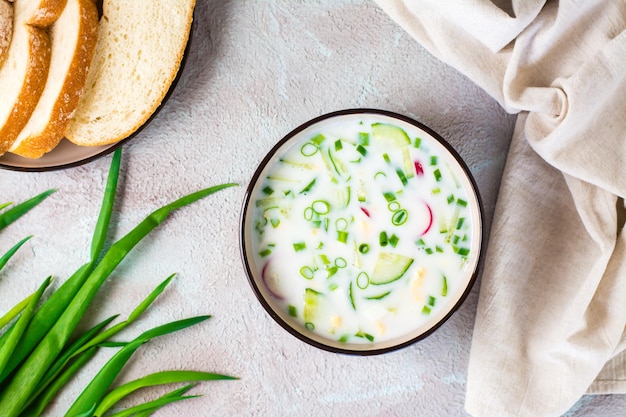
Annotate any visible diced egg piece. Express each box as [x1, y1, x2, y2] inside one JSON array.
[[410, 267, 426, 302], [329, 316, 342, 334]]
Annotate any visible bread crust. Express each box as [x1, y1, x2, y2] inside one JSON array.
[[10, 0, 98, 158], [16, 0, 67, 27], [0, 0, 66, 156], [0, 27, 50, 155]]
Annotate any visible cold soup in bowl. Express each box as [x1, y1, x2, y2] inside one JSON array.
[[240, 109, 483, 354]]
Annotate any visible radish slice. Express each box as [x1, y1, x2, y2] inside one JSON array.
[[261, 261, 284, 299], [414, 161, 424, 176], [419, 203, 433, 236]]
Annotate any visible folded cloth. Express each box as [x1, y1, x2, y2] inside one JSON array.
[[373, 1, 626, 416]]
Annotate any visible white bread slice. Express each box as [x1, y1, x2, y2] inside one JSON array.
[[0, 0, 66, 156], [65, 0, 195, 146], [9, 0, 98, 158], [0, 1, 12, 66]]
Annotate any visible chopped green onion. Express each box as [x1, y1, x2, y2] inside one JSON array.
[[334, 140, 343, 151], [354, 331, 374, 342], [335, 218, 348, 231], [358, 132, 370, 145], [387, 201, 400, 212], [379, 231, 388, 247], [457, 198, 468, 207], [391, 209, 408, 226], [304, 206, 314, 221], [396, 169, 408, 186], [335, 257, 347, 268], [338, 335, 349, 343], [305, 322, 315, 330], [311, 133, 326, 145], [288, 305, 298, 317], [434, 169, 442, 182], [414, 137, 422, 148], [337, 231, 348, 244], [356, 272, 369, 289], [356, 145, 367, 156], [374, 171, 386, 180], [435, 246, 443, 253], [428, 296, 436, 307], [326, 149, 346, 176], [262, 186, 274, 195], [425, 247, 434, 255], [432, 187, 441, 194], [422, 305, 431, 315], [293, 242, 307, 252], [319, 254, 330, 265], [388, 234, 400, 248], [312, 200, 330, 215], [300, 178, 316, 194], [454, 247, 470, 256], [415, 238, 426, 246], [447, 194, 455, 204], [383, 192, 396, 202], [349, 282, 356, 310], [270, 218, 280, 228], [430, 156, 438, 165], [259, 249, 272, 257], [456, 217, 465, 229], [442, 276, 448, 297], [358, 243, 369, 254], [383, 154, 390, 163], [299, 266, 315, 280], [326, 266, 338, 278]]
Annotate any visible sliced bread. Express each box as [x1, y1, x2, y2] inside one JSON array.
[[0, 0, 66, 156], [0, 0, 12, 66], [65, 0, 195, 146], [9, 0, 98, 158]]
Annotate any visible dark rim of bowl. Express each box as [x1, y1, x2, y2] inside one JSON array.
[[0, 13, 194, 172], [240, 108, 485, 355]]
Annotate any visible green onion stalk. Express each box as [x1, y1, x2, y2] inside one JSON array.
[[0, 149, 237, 416]]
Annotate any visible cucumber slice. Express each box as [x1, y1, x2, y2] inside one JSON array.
[[303, 288, 323, 325], [370, 252, 414, 285], [371, 123, 411, 148]]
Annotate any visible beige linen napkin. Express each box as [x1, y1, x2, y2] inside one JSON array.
[[373, 0, 626, 416]]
